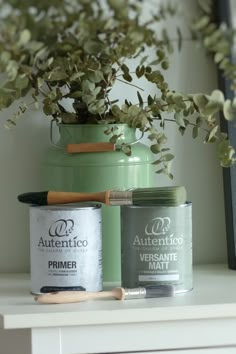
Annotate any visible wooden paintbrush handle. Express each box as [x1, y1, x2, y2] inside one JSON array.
[[47, 191, 109, 205], [35, 290, 115, 304], [66, 143, 116, 153]]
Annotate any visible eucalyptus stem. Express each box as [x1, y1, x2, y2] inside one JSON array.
[[163, 118, 209, 133], [116, 78, 145, 91]]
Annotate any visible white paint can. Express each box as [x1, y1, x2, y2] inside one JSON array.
[[29, 203, 102, 294]]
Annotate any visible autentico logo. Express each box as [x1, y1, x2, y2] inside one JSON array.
[[49, 219, 74, 237], [145, 217, 171, 236], [37, 219, 88, 249]]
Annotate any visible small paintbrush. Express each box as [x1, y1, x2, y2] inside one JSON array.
[[35, 285, 174, 304], [18, 186, 186, 206]]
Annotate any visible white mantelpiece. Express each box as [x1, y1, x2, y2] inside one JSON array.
[[1, 264, 236, 354]]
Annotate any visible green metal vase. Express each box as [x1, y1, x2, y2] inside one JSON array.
[[42, 123, 155, 282]]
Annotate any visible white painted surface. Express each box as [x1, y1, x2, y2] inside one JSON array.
[[1, 265, 236, 353], [60, 320, 236, 353], [0, 264, 236, 330], [31, 328, 62, 354], [121, 350, 236, 354]]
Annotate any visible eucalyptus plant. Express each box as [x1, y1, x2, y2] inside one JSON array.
[[0, 0, 235, 178]]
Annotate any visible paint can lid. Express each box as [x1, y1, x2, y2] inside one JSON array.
[[121, 201, 192, 209], [30, 202, 101, 210]]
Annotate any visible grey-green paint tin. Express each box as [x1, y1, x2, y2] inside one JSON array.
[[121, 202, 192, 293]]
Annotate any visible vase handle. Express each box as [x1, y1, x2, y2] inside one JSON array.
[[66, 132, 144, 153], [67, 142, 116, 153], [50, 119, 145, 152], [50, 119, 64, 149]]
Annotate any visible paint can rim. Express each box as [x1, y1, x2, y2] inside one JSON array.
[[121, 201, 192, 209], [30, 203, 101, 210]]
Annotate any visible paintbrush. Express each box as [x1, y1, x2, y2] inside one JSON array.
[[17, 186, 186, 206], [35, 285, 174, 304]]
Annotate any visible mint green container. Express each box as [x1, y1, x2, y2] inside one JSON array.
[[42, 124, 155, 282]]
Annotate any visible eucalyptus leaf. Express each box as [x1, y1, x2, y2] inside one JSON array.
[[192, 94, 208, 111], [210, 90, 225, 105], [15, 75, 29, 90], [151, 144, 161, 154], [214, 52, 224, 63], [198, 0, 212, 14], [192, 126, 199, 139], [140, 56, 148, 65], [69, 91, 83, 99], [83, 94, 95, 104], [161, 61, 169, 70], [6, 60, 19, 81], [82, 80, 96, 93], [18, 29, 31, 46], [43, 102, 58, 115], [137, 91, 143, 108], [0, 51, 11, 65], [155, 167, 164, 173], [136, 66, 145, 78], [207, 125, 218, 142], [192, 16, 210, 31], [70, 72, 85, 81], [160, 153, 174, 162], [107, 0, 128, 19], [174, 112, 185, 128], [45, 71, 68, 81], [192, 90, 224, 116], [123, 72, 133, 82], [121, 144, 131, 156], [223, 99, 236, 121], [109, 134, 119, 144], [88, 71, 104, 83], [111, 104, 121, 117], [217, 138, 236, 167], [84, 40, 104, 54]]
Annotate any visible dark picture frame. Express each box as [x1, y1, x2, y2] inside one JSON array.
[[216, 0, 236, 269]]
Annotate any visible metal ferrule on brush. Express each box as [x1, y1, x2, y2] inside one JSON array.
[[108, 191, 133, 205], [123, 287, 146, 300]]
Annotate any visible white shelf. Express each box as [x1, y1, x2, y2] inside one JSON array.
[[0, 264, 236, 330]]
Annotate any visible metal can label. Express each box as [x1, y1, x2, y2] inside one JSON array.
[[30, 203, 102, 294], [121, 203, 192, 293]]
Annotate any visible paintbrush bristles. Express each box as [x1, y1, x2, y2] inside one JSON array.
[[145, 284, 174, 297], [132, 186, 187, 206]]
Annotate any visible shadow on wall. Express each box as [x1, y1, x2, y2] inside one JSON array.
[[0, 108, 50, 272]]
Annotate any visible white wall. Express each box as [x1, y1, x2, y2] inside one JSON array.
[[230, 0, 236, 27], [154, 41, 227, 265], [0, 108, 50, 272], [0, 0, 229, 274]]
